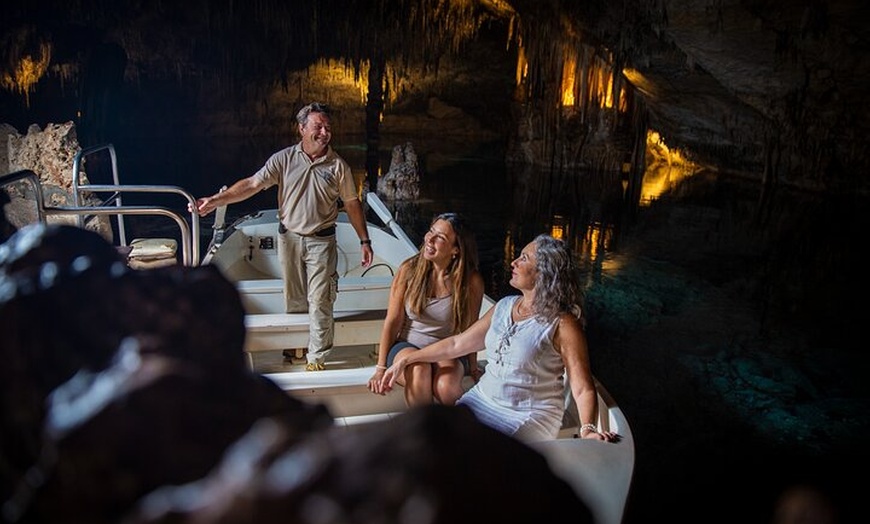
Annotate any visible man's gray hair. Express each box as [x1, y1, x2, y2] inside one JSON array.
[[296, 102, 331, 126]]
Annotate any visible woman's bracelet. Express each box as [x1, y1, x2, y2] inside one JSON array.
[[375, 365, 387, 370], [579, 423, 598, 435]]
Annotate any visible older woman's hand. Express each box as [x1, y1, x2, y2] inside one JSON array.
[[379, 357, 408, 392], [579, 424, 621, 443]]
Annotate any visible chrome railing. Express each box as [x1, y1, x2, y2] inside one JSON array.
[[1, 144, 201, 266]]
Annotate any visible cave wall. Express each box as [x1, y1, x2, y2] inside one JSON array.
[[1, 1, 867, 193]]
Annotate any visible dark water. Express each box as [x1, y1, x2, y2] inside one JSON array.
[[103, 135, 868, 522]]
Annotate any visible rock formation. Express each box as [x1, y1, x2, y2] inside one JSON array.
[[377, 142, 421, 201], [2, 122, 112, 240]]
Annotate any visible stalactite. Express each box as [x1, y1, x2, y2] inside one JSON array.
[[0, 0, 495, 110]]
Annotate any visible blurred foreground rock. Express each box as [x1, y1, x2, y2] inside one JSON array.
[[0, 224, 332, 523], [125, 404, 592, 524]]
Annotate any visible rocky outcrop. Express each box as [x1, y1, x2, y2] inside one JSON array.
[[621, 0, 869, 190], [3, 122, 112, 240], [377, 142, 421, 201]]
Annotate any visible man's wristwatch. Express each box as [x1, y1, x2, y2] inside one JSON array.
[[360, 239, 371, 246]]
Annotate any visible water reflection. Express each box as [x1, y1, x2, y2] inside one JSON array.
[[376, 146, 630, 299], [639, 130, 698, 205]]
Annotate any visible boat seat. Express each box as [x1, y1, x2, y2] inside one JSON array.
[[236, 275, 394, 295], [243, 309, 386, 353], [126, 238, 177, 269]]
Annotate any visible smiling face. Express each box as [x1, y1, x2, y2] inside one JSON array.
[[299, 111, 332, 158], [422, 218, 459, 265], [509, 241, 538, 292]]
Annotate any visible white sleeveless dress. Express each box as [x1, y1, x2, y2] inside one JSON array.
[[457, 296, 567, 442]]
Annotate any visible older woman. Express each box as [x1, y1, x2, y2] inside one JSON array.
[[380, 234, 618, 443]]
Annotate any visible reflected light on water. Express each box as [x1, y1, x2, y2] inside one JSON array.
[[579, 223, 615, 269], [640, 130, 698, 205], [549, 220, 565, 241]]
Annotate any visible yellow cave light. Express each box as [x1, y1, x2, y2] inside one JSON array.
[[585, 224, 601, 261], [593, 64, 608, 108], [622, 67, 656, 99], [549, 221, 566, 241], [1, 42, 52, 108], [560, 52, 576, 107], [515, 43, 528, 87], [603, 69, 614, 108], [639, 130, 699, 205], [309, 59, 371, 104], [555, 45, 625, 111]]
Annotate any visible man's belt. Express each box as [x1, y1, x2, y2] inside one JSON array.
[[313, 226, 336, 237], [278, 224, 335, 237]]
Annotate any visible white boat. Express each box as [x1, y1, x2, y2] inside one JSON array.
[[1, 143, 635, 524]]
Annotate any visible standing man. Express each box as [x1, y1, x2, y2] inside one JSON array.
[[190, 102, 373, 371]]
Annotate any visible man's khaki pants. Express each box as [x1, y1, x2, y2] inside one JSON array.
[[278, 230, 338, 365]]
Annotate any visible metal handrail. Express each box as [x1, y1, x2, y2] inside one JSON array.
[[1, 167, 200, 266], [71, 144, 201, 261], [73, 143, 123, 241], [0, 169, 48, 223]]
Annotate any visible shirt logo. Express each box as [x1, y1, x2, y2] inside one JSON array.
[[314, 167, 335, 183]]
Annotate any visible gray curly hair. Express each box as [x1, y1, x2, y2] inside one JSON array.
[[529, 234, 585, 323]]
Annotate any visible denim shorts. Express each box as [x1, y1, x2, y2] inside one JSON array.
[[387, 341, 469, 374]]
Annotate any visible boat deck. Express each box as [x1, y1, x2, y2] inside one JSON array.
[[250, 344, 380, 374], [251, 344, 410, 426]]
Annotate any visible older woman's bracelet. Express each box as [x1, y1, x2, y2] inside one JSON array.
[[375, 365, 387, 370], [579, 423, 598, 435]]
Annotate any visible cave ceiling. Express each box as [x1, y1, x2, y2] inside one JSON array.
[[1, 0, 868, 190]]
